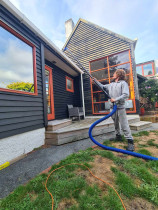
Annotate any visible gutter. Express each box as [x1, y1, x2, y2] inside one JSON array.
[[0, 0, 83, 74]]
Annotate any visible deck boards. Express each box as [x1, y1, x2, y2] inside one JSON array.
[[45, 115, 141, 145]]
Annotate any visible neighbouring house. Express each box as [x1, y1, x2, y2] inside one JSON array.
[[137, 74, 147, 86], [63, 19, 139, 116], [0, 0, 84, 165], [136, 60, 158, 78]]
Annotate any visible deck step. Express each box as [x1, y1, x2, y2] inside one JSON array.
[[45, 115, 141, 145], [126, 115, 140, 124], [45, 123, 115, 145], [129, 121, 152, 131], [46, 119, 72, 131]]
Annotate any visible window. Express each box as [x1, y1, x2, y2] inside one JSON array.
[[136, 61, 155, 77], [90, 50, 136, 114], [108, 51, 129, 66], [0, 21, 37, 95], [90, 58, 108, 71], [66, 76, 74, 92], [136, 66, 143, 75], [143, 63, 153, 76]]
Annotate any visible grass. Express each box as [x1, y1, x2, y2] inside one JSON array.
[[147, 139, 158, 148], [150, 130, 158, 135], [132, 131, 150, 137], [0, 130, 158, 210]]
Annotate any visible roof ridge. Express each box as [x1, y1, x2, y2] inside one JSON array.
[[63, 18, 137, 50]]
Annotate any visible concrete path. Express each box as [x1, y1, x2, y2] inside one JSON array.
[[0, 123, 158, 199]]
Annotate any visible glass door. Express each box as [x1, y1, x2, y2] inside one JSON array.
[[45, 65, 55, 120], [90, 50, 136, 114]]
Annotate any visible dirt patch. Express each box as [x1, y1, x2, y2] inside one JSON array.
[[134, 178, 142, 187], [125, 198, 157, 210], [145, 147, 158, 158], [29, 192, 38, 201], [76, 155, 116, 191], [113, 131, 158, 159], [57, 198, 78, 210], [134, 132, 158, 145], [112, 142, 125, 149]]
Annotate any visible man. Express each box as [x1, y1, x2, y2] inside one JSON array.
[[93, 69, 135, 151]]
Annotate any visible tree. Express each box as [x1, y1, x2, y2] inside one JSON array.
[[139, 79, 158, 109], [7, 82, 34, 92]]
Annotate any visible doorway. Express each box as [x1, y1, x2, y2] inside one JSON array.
[[45, 65, 55, 120]]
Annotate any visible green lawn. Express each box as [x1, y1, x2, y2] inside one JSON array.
[[0, 130, 158, 210]]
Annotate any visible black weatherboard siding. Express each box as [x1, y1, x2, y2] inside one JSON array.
[[45, 60, 81, 119], [64, 20, 139, 115], [0, 5, 44, 139]]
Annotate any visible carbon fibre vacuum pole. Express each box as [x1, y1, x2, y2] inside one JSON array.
[[64, 47, 111, 99]]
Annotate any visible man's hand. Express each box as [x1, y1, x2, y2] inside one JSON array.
[[110, 98, 116, 103]]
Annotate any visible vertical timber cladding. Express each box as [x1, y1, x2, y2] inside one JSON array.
[[64, 20, 138, 115], [0, 5, 44, 139], [45, 60, 81, 119]]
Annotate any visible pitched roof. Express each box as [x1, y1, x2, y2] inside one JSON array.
[[63, 18, 137, 50]]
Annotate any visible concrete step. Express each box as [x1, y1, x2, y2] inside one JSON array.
[[126, 115, 140, 124], [46, 119, 72, 131], [140, 115, 158, 123], [45, 115, 141, 145], [45, 123, 115, 145], [129, 121, 152, 131]]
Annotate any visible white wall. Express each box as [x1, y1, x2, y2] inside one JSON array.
[[0, 128, 45, 165]]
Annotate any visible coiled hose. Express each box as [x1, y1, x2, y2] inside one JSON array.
[[89, 104, 158, 161]]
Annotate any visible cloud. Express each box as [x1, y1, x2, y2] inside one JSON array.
[[8, 0, 158, 63], [9, 0, 66, 49], [0, 37, 34, 87], [64, 0, 141, 34]]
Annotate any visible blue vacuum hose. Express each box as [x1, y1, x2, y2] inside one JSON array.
[[89, 105, 158, 161], [63, 47, 158, 161]]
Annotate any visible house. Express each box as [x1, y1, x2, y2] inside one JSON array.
[[137, 74, 147, 86], [63, 19, 140, 115], [136, 60, 158, 78], [0, 0, 84, 166]]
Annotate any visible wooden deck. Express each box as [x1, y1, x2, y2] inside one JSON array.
[[45, 115, 146, 145]]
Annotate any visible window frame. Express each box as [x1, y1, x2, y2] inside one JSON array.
[[0, 20, 38, 96], [89, 49, 136, 114], [66, 76, 74, 93], [136, 61, 155, 77]]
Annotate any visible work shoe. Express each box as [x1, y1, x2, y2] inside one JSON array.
[[127, 139, 135, 152], [115, 134, 123, 141]]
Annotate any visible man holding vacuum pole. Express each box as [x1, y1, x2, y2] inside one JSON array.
[[93, 69, 135, 152]]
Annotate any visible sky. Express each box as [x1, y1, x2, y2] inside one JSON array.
[[0, 26, 33, 88], [9, 0, 158, 64]]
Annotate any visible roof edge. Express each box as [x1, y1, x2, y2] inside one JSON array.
[[63, 18, 136, 51], [0, 0, 83, 74]]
